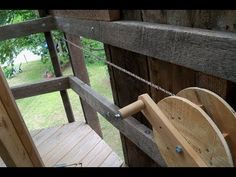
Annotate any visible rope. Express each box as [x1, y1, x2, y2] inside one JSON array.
[[58, 36, 175, 96]]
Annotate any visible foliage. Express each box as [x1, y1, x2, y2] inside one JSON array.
[[81, 37, 105, 64], [0, 10, 39, 64], [0, 10, 71, 77], [0, 10, 106, 78]]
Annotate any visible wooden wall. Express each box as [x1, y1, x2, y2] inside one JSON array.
[[104, 10, 236, 167]]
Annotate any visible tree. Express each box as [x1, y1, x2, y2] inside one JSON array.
[[0, 10, 69, 77]]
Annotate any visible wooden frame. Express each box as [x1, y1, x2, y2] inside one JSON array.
[[0, 16, 56, 41], [55, 16, 236, 83], [65, 33, 102, 137], [38, 10, 75, 123], [11, 77, 70, 99], [0, 68, 44, 167], [69, 76, 166, 166], [0, 10, 235, 167], [8, 74, 166, 166]]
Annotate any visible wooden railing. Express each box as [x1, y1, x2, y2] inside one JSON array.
[[0, 11, 235, 167], [10, 75, 166, 166]]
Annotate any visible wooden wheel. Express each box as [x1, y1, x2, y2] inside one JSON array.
[[156, 96, 233, 167], [177, 87, 236, 166]]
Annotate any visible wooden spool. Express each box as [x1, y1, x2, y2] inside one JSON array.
[[118, 87, 235, 167], [157, 96, 233, 167], [177, 87, 236, 166]]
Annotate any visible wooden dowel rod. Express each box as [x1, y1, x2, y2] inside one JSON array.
[[119, 100, 145, 118]]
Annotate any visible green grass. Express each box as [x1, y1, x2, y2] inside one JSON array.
[[6, 60, 124, 159]]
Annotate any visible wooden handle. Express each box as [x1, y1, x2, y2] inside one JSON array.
[[119, 100, 145, 118]]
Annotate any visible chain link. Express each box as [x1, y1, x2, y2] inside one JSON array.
[[59, 37, 175, 96]]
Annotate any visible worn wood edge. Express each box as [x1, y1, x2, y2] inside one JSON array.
[[177, 87, 236, 115], [65, 33, 102, 137], [176, 87, 236, 166], [55, 16, 236, 83], [0, 68, 44, 166], [160, 96, 234, 167], [11, 76, 70, 99], [69, 76, 166, 166], [50, 10, 120, 21], [0, 16, 57, 41]]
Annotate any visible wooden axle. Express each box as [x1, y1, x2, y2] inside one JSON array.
[[119, 100, 145, 118]]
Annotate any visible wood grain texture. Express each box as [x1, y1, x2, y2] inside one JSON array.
[[1, 121, 123, 167], [0, 68, 44, 167], [69, 76, 166, 166], [0, 16, 57, 41], [0, 100, 33, 166], [55, 16, 236, 83], [104, 45, 159, 167], [177, 87, 236, 165], [50, 10, 120, 21], [11, 76, 70, 99], [157, 96, 233, 167], [65, 34, 102, 137], [138, 94, 208, 167], [141, 10, 236, 32]]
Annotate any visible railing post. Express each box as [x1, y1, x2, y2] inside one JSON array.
[[65, 33, 103, 138], [38, 10, 75, 123]]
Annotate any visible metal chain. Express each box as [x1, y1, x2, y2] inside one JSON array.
[[58, 37, 175, 96]]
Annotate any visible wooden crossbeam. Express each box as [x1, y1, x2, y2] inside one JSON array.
[[69, 76, 166, 166], [55, 17, 236, 83], [0, 16, 57, 41], [11, 76, 70, 99]]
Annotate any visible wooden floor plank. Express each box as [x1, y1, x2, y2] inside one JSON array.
[[30, 129, 42, 137], [100, 152, 123, 167], [44, 123, 91, 166], [56, 130, 102, 166], [0, 121, 123, 167], [37, 122, 81, 157], [82, 140, 112, 167], [33, 125, 62, 146]]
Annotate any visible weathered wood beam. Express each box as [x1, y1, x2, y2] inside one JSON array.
[[0, 68, 44, 167], [11, 76, 70, 99], [55, 17, 236, 83], [50, 10, 120, 21], [65, 34, 103, 137], [0, 16, 57, 41], [39, 10, 75, 123], [69, 76, 166, 166]]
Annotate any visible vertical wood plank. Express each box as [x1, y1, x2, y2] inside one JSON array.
[[141, 10, 236, 32], [105, 10, 162, 167], [141, 10, 235, 106], [65, 33, 102, 137], [38, 10, 75, 123], [0, 68, 44, 167], [105, 45, 159, 167], [105, 10, 236, 167]]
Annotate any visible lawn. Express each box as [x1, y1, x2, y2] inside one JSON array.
[[6, 60, 124, 159]]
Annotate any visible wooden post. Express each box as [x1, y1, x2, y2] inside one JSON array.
[[65, 33, 102, 137], [38, 10, 75, 123], [0, 68, 44, 167]]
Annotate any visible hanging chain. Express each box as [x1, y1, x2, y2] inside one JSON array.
[[58, 36, 175, 96]]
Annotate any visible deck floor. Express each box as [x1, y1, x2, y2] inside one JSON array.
[[0, 121, 123, 167]]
